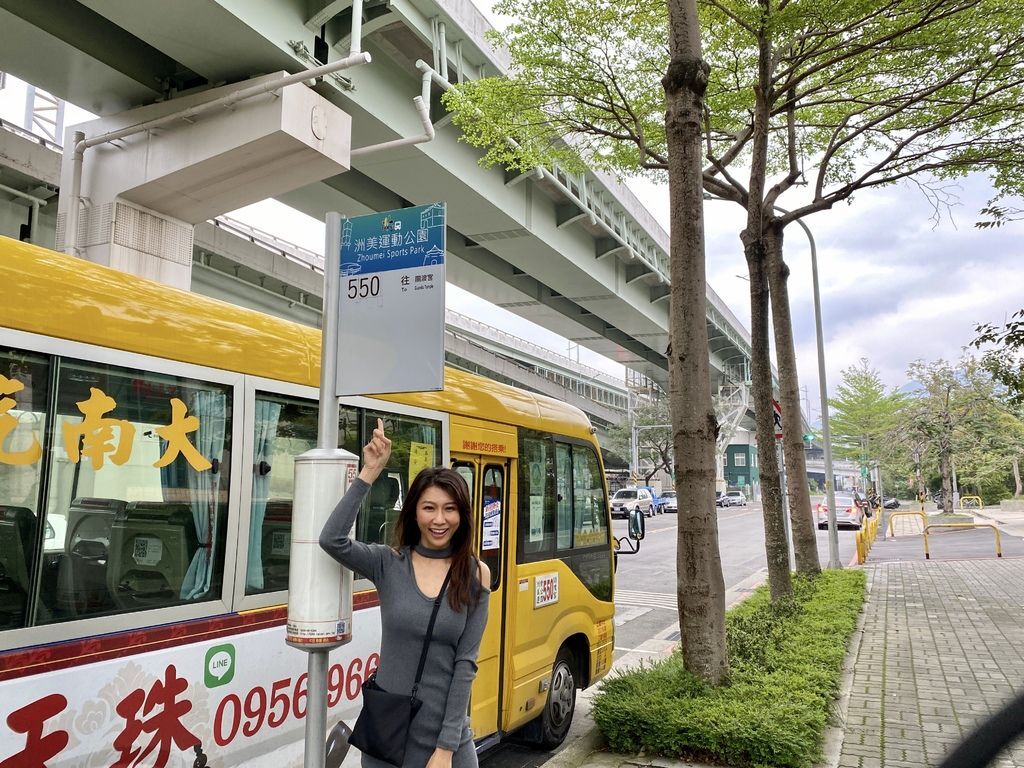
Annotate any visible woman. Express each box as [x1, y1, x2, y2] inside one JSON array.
[[319, 419, 490, 768]]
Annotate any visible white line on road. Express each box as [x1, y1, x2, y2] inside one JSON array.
[[615, 589, 677, 611]]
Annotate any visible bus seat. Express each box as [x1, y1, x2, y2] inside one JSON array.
[[260, 499, 292, 592], [57, 497, 125, 616], [108, 502, 197, 610], [367, 476, 401, 545], [0, 505, 36, 629]]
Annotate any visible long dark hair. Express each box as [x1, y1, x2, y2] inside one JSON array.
[[392, 467, 477, 612]]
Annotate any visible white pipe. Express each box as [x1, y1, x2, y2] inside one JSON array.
[[64, 45, 372, 260], [77, 53, 371, 155], [349, 94, 434, 157], [65, 130, 85, 257], [349, 0, 364, 56], [438, 22, 449, 81], [0, 183, 48, 245]]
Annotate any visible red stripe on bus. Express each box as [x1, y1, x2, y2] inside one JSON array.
[[0, 591, 381, 682]]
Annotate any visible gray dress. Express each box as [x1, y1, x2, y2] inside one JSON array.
[[319, 479, 490, 767]]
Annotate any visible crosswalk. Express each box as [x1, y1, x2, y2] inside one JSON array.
[[615, 589, 678, 611]]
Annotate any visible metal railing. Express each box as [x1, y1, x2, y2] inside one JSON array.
[[924, 523, 1002, 559], [887, 510, 928, 538]]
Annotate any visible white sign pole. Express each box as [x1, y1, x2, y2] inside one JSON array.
[[288, 212, 358, 768]]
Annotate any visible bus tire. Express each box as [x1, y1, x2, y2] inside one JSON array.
[[537, 647, 577, 749]]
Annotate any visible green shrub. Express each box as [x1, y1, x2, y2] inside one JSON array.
[[592, 570, 866, 767]]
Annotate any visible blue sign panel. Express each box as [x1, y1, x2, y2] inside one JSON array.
[[336, 203, 446, 396], [340, 203, 446, 276]]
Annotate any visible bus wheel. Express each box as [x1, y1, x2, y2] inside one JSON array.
[[538, 647, 577, 749]]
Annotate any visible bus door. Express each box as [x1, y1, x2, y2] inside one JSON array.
[[451, 452, 509, 740]]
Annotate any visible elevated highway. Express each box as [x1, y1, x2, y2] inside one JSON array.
[[0, 0, 753, 397]]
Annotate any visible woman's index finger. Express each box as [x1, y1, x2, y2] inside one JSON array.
[[377, 417, 384, 434]]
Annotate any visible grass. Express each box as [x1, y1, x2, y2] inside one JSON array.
[[592, 570, 866, 767]]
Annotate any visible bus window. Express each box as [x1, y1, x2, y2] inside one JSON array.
[[517, 430, 555, 561], [0, 348, 50, 630], [36, 360, 233, 624], [572, 445, 609, 549], [245, 394, 317, 595], [357, 411, 440, 547], [481, 465, 504, 591], [556, 443, 573, 549]]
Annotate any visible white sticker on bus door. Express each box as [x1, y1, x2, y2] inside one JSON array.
[[529, 496, 544, 542], [481, 500, 501, 551], [534, 573, 559, 608]]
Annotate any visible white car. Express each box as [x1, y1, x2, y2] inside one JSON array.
[[661, 491, 677, 513], [611, 487, 654, 518], [723, 491, 747, 507]]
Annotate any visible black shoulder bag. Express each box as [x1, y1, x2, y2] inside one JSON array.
[[348, 568, 452, 767]]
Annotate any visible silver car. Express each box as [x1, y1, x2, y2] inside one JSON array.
[[816, 495, 864, 529]]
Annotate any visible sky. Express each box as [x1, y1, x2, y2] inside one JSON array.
[[6, 49, 1022, 426]]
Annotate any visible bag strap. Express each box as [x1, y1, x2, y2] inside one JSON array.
[[411, 567, 452, 699]]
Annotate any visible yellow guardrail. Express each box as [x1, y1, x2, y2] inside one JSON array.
[[960, 495, 983, 510], [887, 510, 927, 538], [855, 512, 881, 564], [924, 523, 1002, 559]]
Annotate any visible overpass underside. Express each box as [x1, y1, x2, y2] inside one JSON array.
[[0, 0, 753, 400]]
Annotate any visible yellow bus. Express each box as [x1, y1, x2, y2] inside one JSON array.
[[0, 236, 616, 767]]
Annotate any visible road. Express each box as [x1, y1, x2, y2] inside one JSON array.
[[481, 502, 859, 767]]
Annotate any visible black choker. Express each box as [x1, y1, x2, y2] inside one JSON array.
[[414, 542, 453, 559]]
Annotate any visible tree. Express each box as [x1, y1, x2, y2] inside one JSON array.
[[605, 398, 674, 483], [446, 0, 1024, 585], [904, 357, 1006, 513], [444, 0, 793, 603], [973, 310, 1024, 405], [828, 359, 906, 467], [446, 0, 729, 684]]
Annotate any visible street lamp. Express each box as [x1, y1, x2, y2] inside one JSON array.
[[703, 195, 842, 568]]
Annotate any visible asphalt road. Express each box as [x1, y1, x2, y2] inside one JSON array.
[[480, 501, 859, 767]]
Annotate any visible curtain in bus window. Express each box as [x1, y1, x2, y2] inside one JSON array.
[[39, 361, 232, 625], [246, 399, 282, 591], [556, 443, 573, 549], [181, 391, 226, 599]]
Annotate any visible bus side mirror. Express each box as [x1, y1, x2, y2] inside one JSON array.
[[629, 508, 646, 540]]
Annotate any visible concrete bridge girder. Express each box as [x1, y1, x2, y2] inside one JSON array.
[[0, 0, 753, 394]]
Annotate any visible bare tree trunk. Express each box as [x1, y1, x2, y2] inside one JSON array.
[[744, 239, 792, 601], [664, 0, 728, 686], [1014, 455, 1022, 497], [741, 10, 791, 602], [764, 224, 820, 575]]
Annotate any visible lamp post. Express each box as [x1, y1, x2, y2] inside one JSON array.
[[703, 194, 841, 568]]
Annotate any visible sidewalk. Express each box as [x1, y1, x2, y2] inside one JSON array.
[[548, 521, 1024, 768]]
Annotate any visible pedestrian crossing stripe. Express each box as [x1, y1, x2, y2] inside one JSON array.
[[615, 589, 677, 611]]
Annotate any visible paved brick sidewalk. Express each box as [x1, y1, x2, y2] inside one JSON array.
[[839, 559, 1024, 768], [546, 559, 1024, 768]]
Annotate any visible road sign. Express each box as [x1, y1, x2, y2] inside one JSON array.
[[772, 398, 783, 439], [336, 202, 446, 396]]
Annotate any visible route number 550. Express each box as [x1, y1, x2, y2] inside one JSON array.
[[347, 276, 380, 299]]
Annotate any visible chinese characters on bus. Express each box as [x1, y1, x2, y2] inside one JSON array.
[[1, 666, 199, 768], [0, 378, 212, 472]]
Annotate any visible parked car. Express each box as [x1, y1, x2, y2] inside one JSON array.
[[715, 491, 727, 507], [723, 490, 747, 507], [883, 497, 900, 509], [816, 494, 864, 529], [661, 490, 677, 513], [611, 487, 654, 518], [639, 486, 666, 514]]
